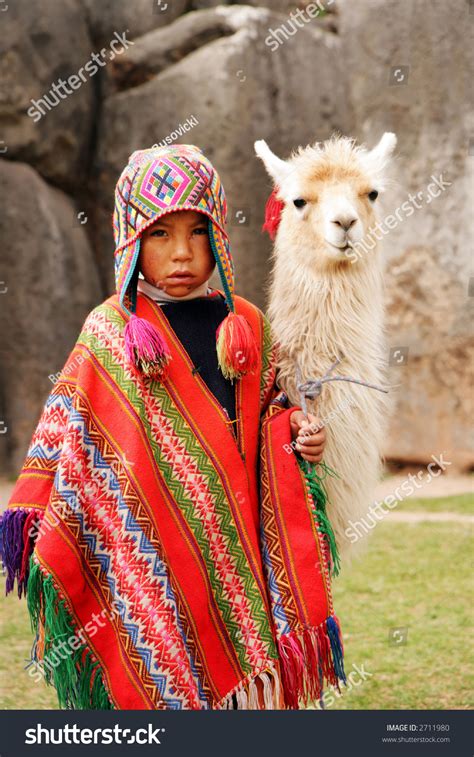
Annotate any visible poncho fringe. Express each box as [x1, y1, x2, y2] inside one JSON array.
[[1, 496, 346, 711], [26, 555, 113, 710], [0, 531, 346, 711]]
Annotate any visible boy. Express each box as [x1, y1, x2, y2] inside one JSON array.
[[1, 145, 344, 710]]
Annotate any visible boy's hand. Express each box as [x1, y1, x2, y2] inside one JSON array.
[[290, 410, 326, 464]]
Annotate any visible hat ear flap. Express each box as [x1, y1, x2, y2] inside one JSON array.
[[207, 219, 259, 380], [207, 218, 234, 311], [121, 237, 172, 380]]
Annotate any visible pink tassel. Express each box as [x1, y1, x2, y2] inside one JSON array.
[[278, 623, 343, 708], [277, 633, 306, 709], [215, 312, 259, 380], [124, 315, 172, 379], [302, 627, 322, 702]]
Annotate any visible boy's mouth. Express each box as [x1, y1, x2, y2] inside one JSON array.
[[167, 270, 195, 281]]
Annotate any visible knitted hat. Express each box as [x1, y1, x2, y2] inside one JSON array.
[[113, 144, 258, 381]]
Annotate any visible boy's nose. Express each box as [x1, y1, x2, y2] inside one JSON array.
[[173, 240, 193, 259]]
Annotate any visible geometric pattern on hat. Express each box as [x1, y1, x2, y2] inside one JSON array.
[[113, 144, 234, 317]]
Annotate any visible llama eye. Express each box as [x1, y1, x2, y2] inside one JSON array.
[[293, 198, 307, 208], [368, 190, 379, 202]]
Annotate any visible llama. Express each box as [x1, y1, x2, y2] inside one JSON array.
[[255, 132, 397, 564]]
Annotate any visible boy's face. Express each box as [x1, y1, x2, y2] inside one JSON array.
[[139, 210, 216, 296]]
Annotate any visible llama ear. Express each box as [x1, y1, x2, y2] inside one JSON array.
[[367, 132, 397, 172], [254, 140, 292, 188]]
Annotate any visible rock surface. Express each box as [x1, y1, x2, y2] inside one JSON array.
[[81, 0, 189, 49], [0, 159, 102, 475], [0, 0, 94, 191]]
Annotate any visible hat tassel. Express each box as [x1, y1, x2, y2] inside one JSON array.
[[216, 312, 259, 381], [124, 314, 172, 380]]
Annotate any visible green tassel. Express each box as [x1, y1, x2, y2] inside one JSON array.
[[26, 557, 113, 710], [26, 555, 43, 631], [297, 458, 342, 577]]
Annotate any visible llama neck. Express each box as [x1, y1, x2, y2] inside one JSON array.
[[268, 250, 385, 365]]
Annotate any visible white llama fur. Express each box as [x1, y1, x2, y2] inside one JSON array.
[[255, 133, 397, 565]]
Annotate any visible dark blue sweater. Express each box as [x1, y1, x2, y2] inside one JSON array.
[[160, 292, 237, 424]]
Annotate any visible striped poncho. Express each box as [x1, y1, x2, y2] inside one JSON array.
[[1, 288, 346, 709]]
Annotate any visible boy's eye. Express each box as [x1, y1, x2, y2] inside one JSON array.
[[149, 227, 207, 237]]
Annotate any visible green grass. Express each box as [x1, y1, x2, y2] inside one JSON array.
[[394, 492, 473, 515], [323, 512, 474, 709], [0, 592, 58, 709], [0, 494, 472, 710]]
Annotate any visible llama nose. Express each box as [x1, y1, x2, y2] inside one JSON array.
[[332, 216, 357, 232]]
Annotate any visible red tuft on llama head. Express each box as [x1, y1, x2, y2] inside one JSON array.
[[262, 188, 285, 240]]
